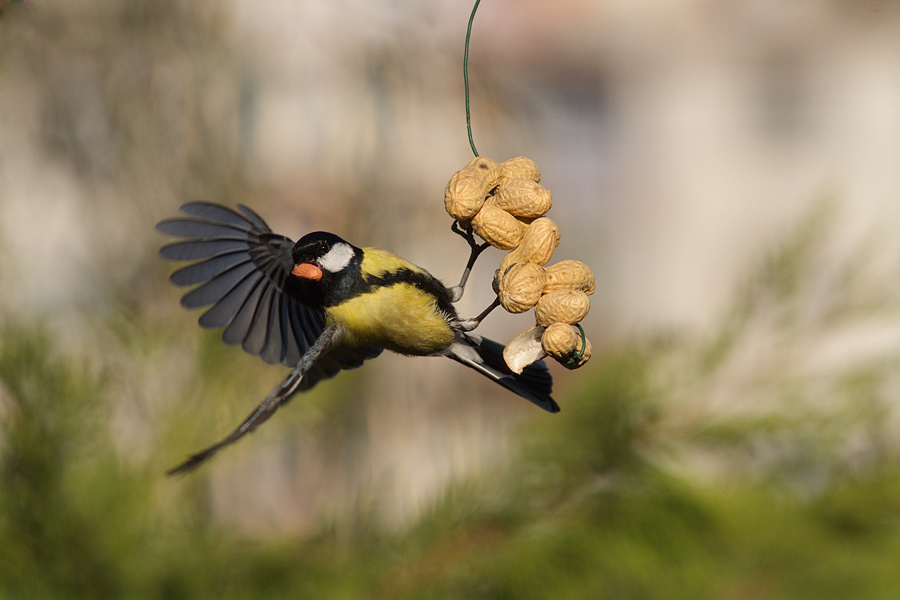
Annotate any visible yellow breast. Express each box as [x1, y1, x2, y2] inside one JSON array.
[[324, 248, 456, 355]]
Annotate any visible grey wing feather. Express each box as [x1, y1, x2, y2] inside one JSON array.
[[157, 202, 381, 388], [235, 203, 269, 228], [169, 250, 251, 286], [160, 239, 248, 261]]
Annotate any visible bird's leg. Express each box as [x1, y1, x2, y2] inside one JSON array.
[[454, 297, 501, 332], [167, 325, 338, 475], [449, 220, 491, 303]]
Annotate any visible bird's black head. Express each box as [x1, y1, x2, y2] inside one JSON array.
[[289, 231, 362, 306]]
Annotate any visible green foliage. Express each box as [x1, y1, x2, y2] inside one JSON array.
[[0, 325, 119, 599], [0, 323, 220, 600]]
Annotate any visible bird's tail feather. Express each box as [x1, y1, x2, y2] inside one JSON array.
[[447, 333, 559, 413]]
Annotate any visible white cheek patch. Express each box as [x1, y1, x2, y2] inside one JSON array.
[[317, 242, 355, 273]]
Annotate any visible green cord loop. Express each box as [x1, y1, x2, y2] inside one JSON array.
[[464, 0, 482, 157], [566, 324, 587, 365]]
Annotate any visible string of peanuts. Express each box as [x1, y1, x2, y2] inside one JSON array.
[[444, 156, 594, 374]]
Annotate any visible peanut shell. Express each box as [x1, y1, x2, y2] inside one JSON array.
[[444, 170, 489, 220], [534, 289, 590, 326], [561, 337, 592, 369], [499, 156, 541, 184], [471, 202, 525, 250], [494, 178, 552, 218], [498, 262, 547, 313], [542, 323, 592, 368], [499, 217, 560, 273], [502, 325, 547, 374], [541, 323, 580, 360], [514, 215, 538, 227], [543, 260, 595, 295], [464, 156, 502, 190]]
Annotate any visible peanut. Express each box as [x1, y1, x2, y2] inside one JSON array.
[[499, 217, 560, 273], [494, 178, 552, 218], [541, 323, 591, 368], [541, 322, 580, 359], [534, 289, 590, 326], [471, 202, 526, 250], [491, 269, 502, 295], [498, 262, 547, 313], [543, 260, 595, 295], [444, 170, 488, 220], [443, 156, 502, 220], [464, 156, 502, 189], [561, 337, 592, 369], [499, 156, 540, 184]]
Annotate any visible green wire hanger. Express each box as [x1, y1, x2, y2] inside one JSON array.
[[464, 0, 482, 157]]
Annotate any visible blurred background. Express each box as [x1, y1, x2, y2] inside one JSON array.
[[2, 0, 900, 597]]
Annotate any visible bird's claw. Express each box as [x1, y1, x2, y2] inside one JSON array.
[[450, 220, 491, 303]]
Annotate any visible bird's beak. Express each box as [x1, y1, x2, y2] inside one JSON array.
[[291, 262, 323, 281]]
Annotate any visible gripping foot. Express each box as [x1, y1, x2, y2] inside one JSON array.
[[449, 220, 491, 303]]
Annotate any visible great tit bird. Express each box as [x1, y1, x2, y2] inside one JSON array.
[[157, 201, 558, 473]]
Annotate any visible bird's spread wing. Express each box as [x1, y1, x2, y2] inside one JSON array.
[[168, 324, 342, 474], [157, 202, 382, 379], [447, 333, 559, 413], [166, 363, 307, 474]]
